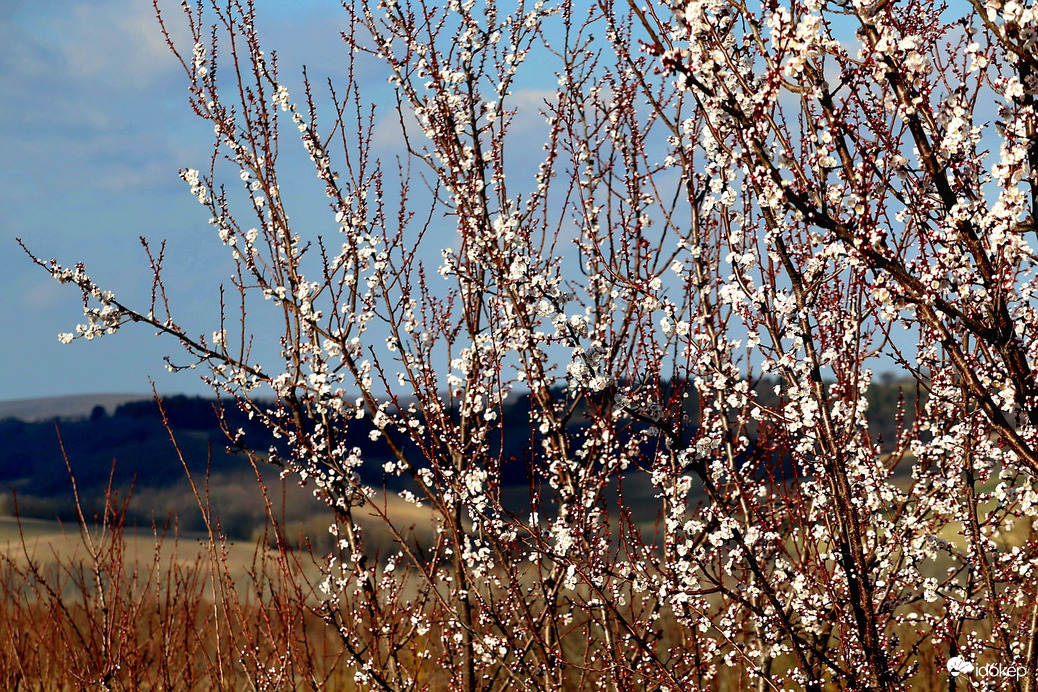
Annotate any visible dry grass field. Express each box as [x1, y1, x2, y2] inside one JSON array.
[[0, 477, 452, 691], [2, 441, 1032, 690]]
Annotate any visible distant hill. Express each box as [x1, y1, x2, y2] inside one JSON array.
[[0, 394, 147, 423], [0, 394, 353, 539], [0, 378, 921, 537], [0, 393, 418, 498]]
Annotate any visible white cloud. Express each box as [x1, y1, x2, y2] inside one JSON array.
[[5, 0, 181, 92], [56, 1, 176, 89]]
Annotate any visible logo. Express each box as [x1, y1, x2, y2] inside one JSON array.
[[947, 656, 974, 677], [946, 656, 1024, 680]]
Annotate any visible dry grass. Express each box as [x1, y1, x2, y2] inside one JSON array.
[[0, 452, 443, 690], [3, 434, 1029, 690], [0, 490, 355, 690], [2, 492, 1022, 690]]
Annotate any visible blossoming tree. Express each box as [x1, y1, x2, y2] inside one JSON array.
[[21, 0, 1038, 689]]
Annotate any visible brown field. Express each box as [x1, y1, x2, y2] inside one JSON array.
[[2, 458, 1029, 690], [0, 482, 450, 691]]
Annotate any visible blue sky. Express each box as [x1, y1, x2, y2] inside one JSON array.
[[1, 0, 940, 403], [2, 0, 570, 402], [1, 0, 381, 401]]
